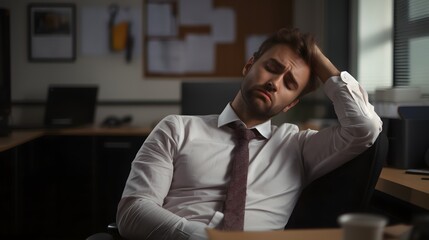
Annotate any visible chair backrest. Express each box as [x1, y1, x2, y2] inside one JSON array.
[[181, 81, 240, 115], [285, 132, 388, 229]]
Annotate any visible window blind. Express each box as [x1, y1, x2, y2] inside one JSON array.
[[394, 0, 429, 89]]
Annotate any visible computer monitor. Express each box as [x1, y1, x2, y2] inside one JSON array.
[[181, 81, 241, 115], [44, 85, 98, 128]]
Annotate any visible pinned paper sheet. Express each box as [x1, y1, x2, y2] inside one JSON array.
[[211, 8, 235, 43], [147, 39, 186, 74], [185, 34, 215, 73], [80, 7, 109, 55], [245, 35, 267, 61], [147, 35, 215, 74], [179, 0, 212, 25], [147, 3, 177, 37]]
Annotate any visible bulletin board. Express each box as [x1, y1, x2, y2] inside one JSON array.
[[143, 0, 294, 78]]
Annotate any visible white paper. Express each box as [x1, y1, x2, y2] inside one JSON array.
[[81, 7, 109, 55], [185, 35, 215, 72], [179, 0, 212, 25], [147, 39, 186, 73], [245, 35, 267, 61], [147, 3, 177, 37], [80, 6, 142, 56], [211, 8, 235, 43], [32, 36, 73, 58], [147, 36, 214, 74]]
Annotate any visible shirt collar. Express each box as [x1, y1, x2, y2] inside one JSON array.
[[218, 103, 272, 139]]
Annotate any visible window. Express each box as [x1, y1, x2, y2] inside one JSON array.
[[394, 0, 429, 93], [352, 0, 393, 93]]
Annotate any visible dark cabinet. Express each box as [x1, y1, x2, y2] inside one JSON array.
[[0, 138, 40, 238], [0, 134, 146, 239], [0, 143, 25, 237], [20, 136, 94, 238], [95, 136, 144, 230]]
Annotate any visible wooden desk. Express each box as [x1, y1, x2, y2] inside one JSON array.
[[376, 167, 429, 210], [0, 127, 151, 153], [45, 126, 152, 136], [0, 130, 44, 152], [207, 228, 342, 240], [206, 224, 411, 240]]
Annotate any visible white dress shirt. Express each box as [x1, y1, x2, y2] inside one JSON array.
[[117, 72, 382, 240]]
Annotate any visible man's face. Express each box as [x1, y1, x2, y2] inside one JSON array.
[[239, 44, 311, 120]]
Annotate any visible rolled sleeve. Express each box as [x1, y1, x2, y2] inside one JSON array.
[[301, 71, 383, 183]]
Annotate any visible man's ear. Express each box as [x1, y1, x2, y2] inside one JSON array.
[[242, 57, 255, 75], [282, 98, 300, 112]]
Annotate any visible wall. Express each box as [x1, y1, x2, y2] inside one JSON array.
[[1, 0, 181, 127], [1, 0, 346, 128], [288, 0, 351, 126]]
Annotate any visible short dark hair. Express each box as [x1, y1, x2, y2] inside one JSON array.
[[253, 28, 319, 98]]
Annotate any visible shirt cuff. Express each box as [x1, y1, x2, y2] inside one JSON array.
[[182, 219, 208, 240]]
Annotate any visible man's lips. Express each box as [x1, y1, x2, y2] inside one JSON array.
[[255, 89, 272, 102]]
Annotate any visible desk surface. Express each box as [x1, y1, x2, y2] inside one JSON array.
[[207, 228, 342, 240], [206, 224, 410, 240], [0, 130, 44, 152], [0, 127, 152, 153], [45, 126, 152, 136], [376, 167, 429, 210]]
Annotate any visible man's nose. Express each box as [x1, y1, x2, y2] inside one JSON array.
[[265, 80, 277, 92], [266, 73, 286, 91]]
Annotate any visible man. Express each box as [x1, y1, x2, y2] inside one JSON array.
[[116, 28, 382, 240]]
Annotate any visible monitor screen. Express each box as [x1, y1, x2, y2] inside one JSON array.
[[44, 85, 98, 128], [181, 81, 241, 115]]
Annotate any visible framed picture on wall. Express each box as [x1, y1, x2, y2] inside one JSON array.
[[27, 3, 76, 62]]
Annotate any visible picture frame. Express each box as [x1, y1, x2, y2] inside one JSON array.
[[27, 3, 76, 62]]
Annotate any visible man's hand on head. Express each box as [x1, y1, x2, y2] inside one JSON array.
[[312, 45, 340, 83]]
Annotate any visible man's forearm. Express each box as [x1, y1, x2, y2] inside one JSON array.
[[117, 196, 209, 240], [117, 197, 204, 240], [312, 46, 340, 83]]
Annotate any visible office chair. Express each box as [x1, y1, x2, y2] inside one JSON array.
[[285, 132, 388, 229], [87, 133, 388, 239]]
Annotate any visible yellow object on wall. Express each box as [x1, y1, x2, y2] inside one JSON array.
[[111, 21, 128, 51]]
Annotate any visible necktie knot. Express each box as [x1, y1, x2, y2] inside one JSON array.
[[230, 122, 257, 142]]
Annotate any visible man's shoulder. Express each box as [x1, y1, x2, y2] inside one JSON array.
[[270, 123, 320, 147], [272, 122, 300, 133], [165, 113, 219, 121], [160, 114, 219, 127]]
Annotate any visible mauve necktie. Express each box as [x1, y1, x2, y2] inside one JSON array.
[[220, 122, 257, 231]]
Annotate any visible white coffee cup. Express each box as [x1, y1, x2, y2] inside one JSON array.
[[338, 213, 388, 240]]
